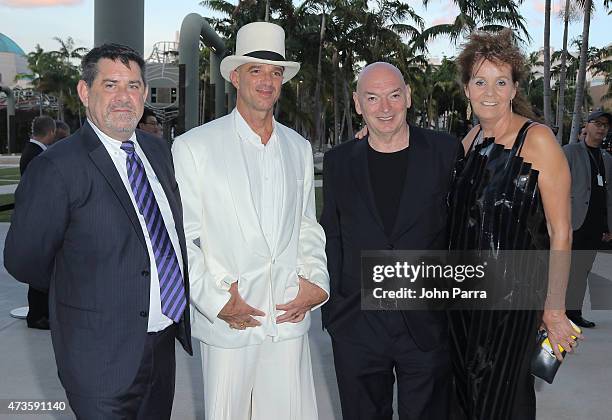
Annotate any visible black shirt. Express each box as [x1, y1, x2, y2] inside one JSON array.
[[367, 143, 410, 237], [576, 145, 608, 243]]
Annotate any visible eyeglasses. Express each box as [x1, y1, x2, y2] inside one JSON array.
[[589, 120, 610, 129]]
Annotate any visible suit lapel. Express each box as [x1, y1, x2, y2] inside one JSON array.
[[223, 113, 271, 258], [82, 122, 146, 250], [389, 126, 432, 242], [274, 125, 298, 255], [350, 136, 385, 234], [579, 141, 592, 178]]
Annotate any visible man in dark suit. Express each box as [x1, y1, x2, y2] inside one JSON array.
[[53, 120, 71, 143], [5, 43, 192, 419], [320, 62, 460, 420], [19, 115, 56, 329]]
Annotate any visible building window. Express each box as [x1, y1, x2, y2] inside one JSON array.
[[151, 87, 157, 103]]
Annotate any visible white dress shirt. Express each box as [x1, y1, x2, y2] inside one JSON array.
[[235, 109, 284, 254], [89, 120, 184, 332], [29, 139, 48, 150]]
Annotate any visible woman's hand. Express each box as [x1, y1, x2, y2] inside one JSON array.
[[542, 309, 583, 361]]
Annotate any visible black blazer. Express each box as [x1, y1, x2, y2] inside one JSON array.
[[4, 121, 192, 398], [20, 141, 45, 175], [320, 126, 460, 351]]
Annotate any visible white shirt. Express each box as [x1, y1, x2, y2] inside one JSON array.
[[29, 139, 48, 151], [235, 109, 284, 253], [89, 120, 184, 332]]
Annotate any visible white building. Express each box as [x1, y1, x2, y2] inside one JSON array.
[[0, 33, 29, 88]]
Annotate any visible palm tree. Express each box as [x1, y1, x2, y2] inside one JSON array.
[[554, 0, 574, 143], [588, 44, 612, 101], [569, 0, 593, 143], [543, 0, 553, 126], [51, 37, 87, 121], [19, 42, 84, 120], [418, 0, 529, 48], [525, 52, 543, 98]]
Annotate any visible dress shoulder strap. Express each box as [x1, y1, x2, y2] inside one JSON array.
[[512, 120, 536, 157], [466, 125, 483, 155]]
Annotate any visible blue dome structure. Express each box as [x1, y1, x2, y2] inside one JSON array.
[[0, 33, 26, 56]]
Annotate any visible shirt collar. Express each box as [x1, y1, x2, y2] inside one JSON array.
[[233, 108, 278, 148], [88, 119, 137, 152], [29, 139, 48, 150]]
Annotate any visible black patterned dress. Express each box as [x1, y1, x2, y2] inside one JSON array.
[[448, 121, 549, 420]]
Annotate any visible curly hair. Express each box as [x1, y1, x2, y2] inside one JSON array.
[[457, 28, 535, 119]]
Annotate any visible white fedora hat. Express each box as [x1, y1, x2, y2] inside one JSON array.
[[220, 21, 300, 84]]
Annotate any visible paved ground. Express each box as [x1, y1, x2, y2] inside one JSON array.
[[0, 222, 610, 419]]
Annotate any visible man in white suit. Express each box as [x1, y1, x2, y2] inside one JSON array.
[[172, 22, 329, 420]]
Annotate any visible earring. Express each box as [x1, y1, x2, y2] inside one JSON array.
[[510, 98, 513, 113], [467, 101, 472, 120]]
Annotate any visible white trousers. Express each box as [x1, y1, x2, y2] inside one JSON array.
[[201, 334, 318, 420]]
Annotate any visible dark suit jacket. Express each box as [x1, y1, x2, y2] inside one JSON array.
[[4, 121, 192, 398], [20, 140, 45, 175], [320, 126, 460, 351]]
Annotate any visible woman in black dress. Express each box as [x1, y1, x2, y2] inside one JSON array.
[[448, 29, 581, 419]]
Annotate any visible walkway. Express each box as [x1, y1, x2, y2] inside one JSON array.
[[0, 223, 610, 419]]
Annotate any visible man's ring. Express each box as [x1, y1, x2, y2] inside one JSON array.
[[240, 322, 246, 328]]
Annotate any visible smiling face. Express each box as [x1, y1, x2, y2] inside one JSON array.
[[231, 63, 284, 115], [77, 58, 146, 141], [353, 63, 411, 140], [465, 58, 517, 122]]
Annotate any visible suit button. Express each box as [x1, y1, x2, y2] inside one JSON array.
[[585, 202, 589, 205], [141, 270, 150, 277], [140, 311, 148, 317], [386, 244, 394, 250]]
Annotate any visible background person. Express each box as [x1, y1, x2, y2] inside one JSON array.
[[448, 29, 578, 419], [138, 108, 162, 137], [564, 110, 612, 328], [19, 115, 56, 330], [53, 120, 71, 143]]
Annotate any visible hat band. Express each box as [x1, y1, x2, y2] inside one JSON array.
[[244, 50, 286, 62]]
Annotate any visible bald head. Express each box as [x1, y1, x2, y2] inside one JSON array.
[[356, 62, 407, 94], [353, 62, 411, 146]]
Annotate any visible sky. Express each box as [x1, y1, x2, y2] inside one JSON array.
[[0, 0, 610, 61]]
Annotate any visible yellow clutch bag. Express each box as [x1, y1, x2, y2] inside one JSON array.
[[531, 321, 581, 384]]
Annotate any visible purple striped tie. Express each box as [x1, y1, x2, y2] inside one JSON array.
[[121, 140, 186, 323]]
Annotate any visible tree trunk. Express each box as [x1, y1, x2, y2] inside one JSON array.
[[569, 0, 592, 143], [58, 90, 64, 121], [543, 0, 553, 126], [343, 78, 353, 141], [313, 12, 326, 150], [332, 49, 340, 147], [339, 107, 346, 140], [342, 55, 354, 141], [555, 0, 572, 144], [448, 98, 455, 132]]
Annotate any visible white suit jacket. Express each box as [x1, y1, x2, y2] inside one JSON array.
[[172, 109, 329, 348]]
